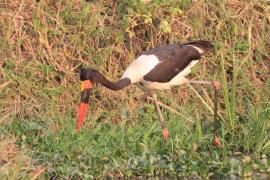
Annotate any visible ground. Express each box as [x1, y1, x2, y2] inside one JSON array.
[[0, 0, 270, 179]]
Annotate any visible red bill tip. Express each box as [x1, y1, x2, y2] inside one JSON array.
[[77, 103, 88, 132]]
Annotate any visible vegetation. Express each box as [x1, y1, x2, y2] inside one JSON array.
[[0, 0, 270, 178]]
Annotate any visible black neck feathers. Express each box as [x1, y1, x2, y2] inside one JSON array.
[[80, 68, 131, 91]]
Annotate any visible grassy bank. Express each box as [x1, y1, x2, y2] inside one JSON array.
[[0, 0, 270, 178]]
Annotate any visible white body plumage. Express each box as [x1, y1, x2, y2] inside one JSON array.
[[121, 45, 201, 91]]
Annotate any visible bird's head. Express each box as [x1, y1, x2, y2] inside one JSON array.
[[77, 68, 97, 131], [79, 68, 98, 82]]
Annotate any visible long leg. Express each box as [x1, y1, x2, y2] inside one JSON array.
[[189, 80, 221, 147], [152, 93, 169, 143]]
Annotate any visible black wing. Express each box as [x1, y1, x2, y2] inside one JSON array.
[[142, 40, 214, 83], [142, 45, 199, 82]]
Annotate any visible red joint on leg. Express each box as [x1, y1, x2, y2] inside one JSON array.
[[213, 81, 221, 90], [162, 128, 169, 140], [213, 135, 222, 148]]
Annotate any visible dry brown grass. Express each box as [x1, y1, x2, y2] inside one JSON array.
[[0, 0, 269, 125], [0, 0, 268, 124], [0, 1, 269, 177], [0, 135, 45, 179]]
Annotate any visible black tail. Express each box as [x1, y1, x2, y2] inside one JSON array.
[[182, 40, 214, 53]]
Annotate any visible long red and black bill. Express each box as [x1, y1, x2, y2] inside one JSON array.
[[77, 80, 92, 131]]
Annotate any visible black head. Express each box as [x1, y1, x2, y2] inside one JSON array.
[[80, 68, 98, 82]]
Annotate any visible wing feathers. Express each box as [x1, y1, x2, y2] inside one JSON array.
[[182, 40, 214, 54]]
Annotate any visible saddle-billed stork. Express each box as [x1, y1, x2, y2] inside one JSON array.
[[78, 40, 221, 147]]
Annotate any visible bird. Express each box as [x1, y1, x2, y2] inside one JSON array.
[[78, 40, 221, 147]]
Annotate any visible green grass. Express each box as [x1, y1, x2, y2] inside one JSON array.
[[0, 0, 270, 178]]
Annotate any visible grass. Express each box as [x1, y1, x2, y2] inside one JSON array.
[[0, 0, 270, 178]]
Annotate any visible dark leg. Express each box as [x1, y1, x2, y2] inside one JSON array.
[[189, 80, 221, 147], [213, 82, 221, 147], [152, 93, 169, 143]]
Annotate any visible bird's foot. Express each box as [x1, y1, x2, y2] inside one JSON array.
[[162, 128, 169, 143], [213, 135, 222, 148]]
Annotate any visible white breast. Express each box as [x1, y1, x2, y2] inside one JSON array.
[[121, 55, 160, 83]]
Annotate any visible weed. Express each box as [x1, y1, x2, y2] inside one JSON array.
[[0, 0, 270, 178]]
